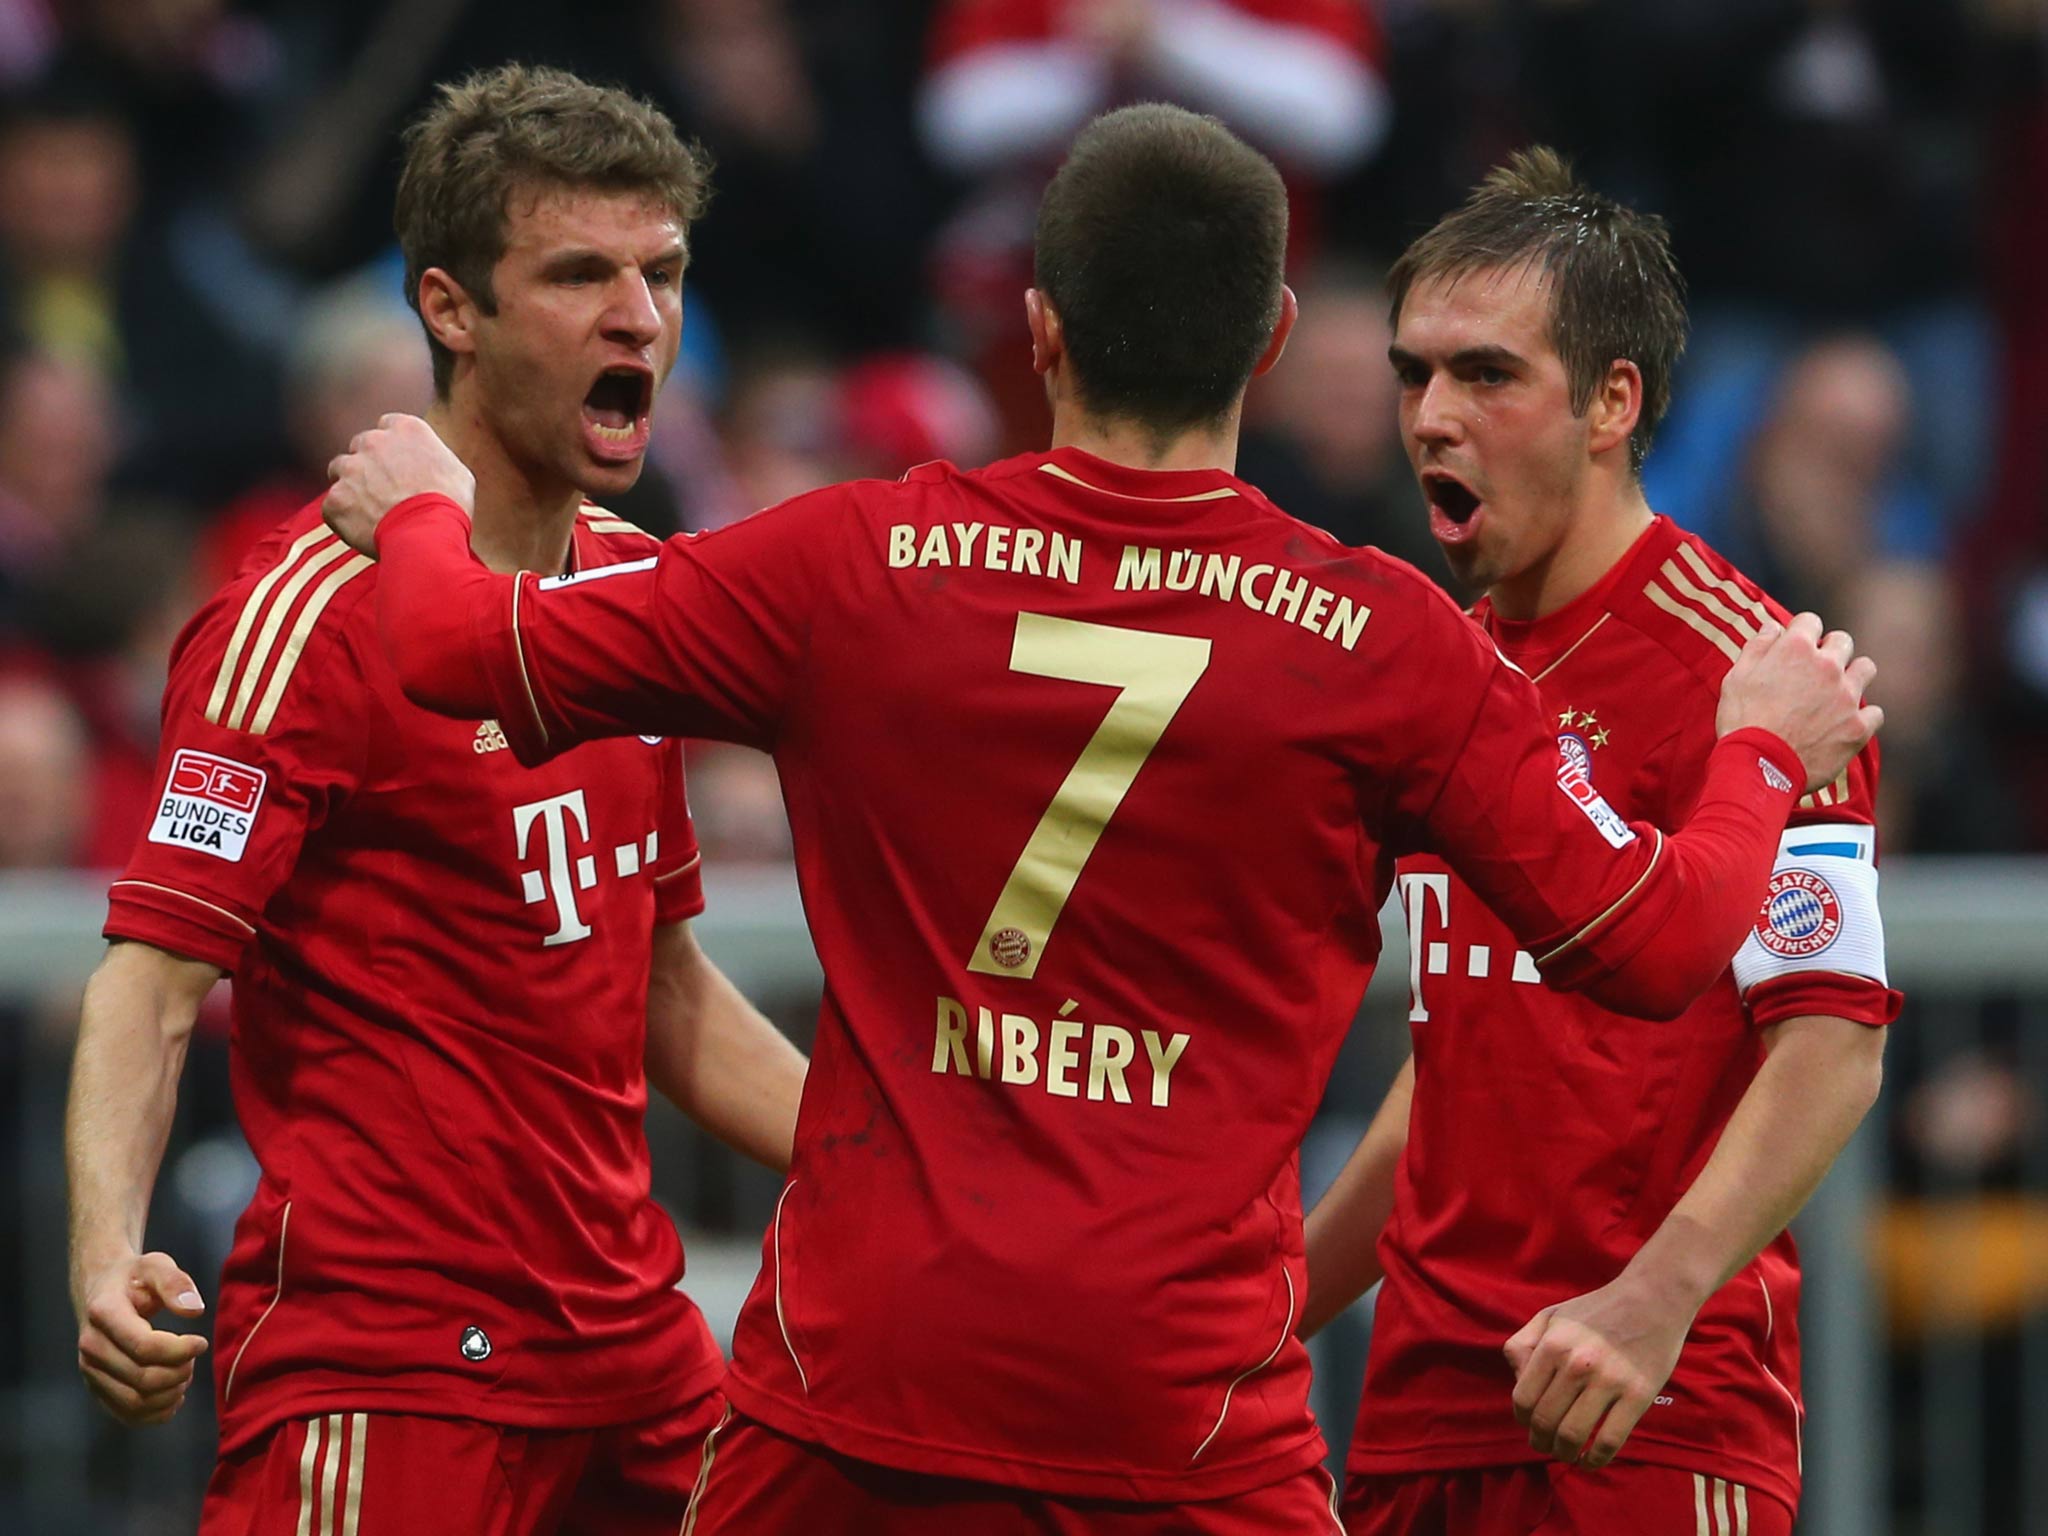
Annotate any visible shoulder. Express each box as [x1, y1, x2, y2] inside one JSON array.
[[575, 502, 665, 563], [171, 500, 376, 735], [1608, 520, 1783, 690]]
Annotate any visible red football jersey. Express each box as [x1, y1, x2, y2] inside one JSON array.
[[370, 448, 1807, 1501], [103, 502, 721, 1455], [1354, 516, 1898, 1514]]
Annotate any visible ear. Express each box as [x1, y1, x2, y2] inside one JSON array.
[[418, 267, 481, 367], [1250, 285, 1299, 378], [1588, 358, 1643, 460], [1026, 288, 1061, 377]]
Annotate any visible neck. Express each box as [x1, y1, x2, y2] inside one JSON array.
[[1049, 401, 1242, 474], [1489, 476, 1655, 622], [427, 397, 581, 577]]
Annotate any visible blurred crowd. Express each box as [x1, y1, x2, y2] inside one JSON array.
[[0, 0, 2042, 873]]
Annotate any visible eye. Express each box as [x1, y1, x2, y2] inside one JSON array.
[[1478, 366, 1511, 386], [1394, 362, 1427, 388]]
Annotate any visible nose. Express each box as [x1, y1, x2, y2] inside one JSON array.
[[603, 272, 663, 350], [1408, 374, 1463, 449]]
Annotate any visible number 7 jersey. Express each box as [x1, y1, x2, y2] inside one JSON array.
[[411, 447, 1807, 1501]]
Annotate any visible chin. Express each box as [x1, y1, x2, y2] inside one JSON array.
[[576, 456, 646, 502]]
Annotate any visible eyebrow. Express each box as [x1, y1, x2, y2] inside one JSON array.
[[538, 244, 686, 273], [1387, 343, 1530, 372]]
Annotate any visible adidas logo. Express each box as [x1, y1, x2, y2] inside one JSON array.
[[473, 719, 510, 755], [1759, 756, 1793, 794]]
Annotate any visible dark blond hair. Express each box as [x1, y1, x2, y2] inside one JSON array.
[[1389, 146, 1687, 472], [395, 64, 711, 394]]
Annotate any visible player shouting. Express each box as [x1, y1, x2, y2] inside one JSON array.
[[1302, 150, 1897, 1536], [66, 66, 805, 1536], [327, 106, 1875, 1534]]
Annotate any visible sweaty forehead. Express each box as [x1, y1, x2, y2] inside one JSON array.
[[500, 182, 684, 255], [1395, 263, 1556, 356]]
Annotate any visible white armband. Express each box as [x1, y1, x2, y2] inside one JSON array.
[[1733, 822, 1888, 994]]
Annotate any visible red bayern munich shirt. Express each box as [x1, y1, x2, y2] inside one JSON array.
[[1356, 515, 1899, 1515], [104, 500, 722, 1454], [370, 447, 1809, 1501]]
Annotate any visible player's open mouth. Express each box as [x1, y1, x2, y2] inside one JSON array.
[[1422, 470, 1484, 545], [581, 366, 654, 460]]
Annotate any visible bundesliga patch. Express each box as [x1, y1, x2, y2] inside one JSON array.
[[1755, 868, 1842, 958], [1556, 759, 1636, 849], [148, 749, 266, 862]]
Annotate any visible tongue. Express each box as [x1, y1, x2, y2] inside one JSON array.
[[586, 402, 632, 430]]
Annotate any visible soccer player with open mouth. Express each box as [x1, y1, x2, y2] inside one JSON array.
[[329, 106, 1878, 1535], [67, 66, 805, 1536], [1302, 151, 1898, 1536]]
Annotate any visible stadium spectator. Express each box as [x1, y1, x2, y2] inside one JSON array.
[[0, 347, 116, 628], [1707, 335, 1921, 619], [0, 670, 91, 868], [1235, 264, 1442, 579], [196, 276, 431, 591]]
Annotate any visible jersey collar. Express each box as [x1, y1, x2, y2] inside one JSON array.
[[1482, 515, 1681, 675]]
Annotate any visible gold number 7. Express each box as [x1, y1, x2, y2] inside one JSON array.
[[968, 613, 1211, 980]]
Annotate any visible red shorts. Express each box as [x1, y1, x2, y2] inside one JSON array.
[[198, 1389, 725, 1536], [683, 1409, 1345, 1535], [1340, 1463, 1794, 1536]]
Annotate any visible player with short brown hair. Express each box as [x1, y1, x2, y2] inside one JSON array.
[[66, 64, 804, 1536], [1303, 148, 1896, 1536]]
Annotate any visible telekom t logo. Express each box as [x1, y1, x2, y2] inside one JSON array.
[[514, 790, 596, 946]]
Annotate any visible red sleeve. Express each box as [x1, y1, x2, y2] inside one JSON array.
[[106, 532, 373, 971], [373, 490, 829, 762], [652, 741, 706, 925], [1387, 582, 1799, 1020]]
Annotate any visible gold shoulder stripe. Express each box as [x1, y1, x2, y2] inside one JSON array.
[[1037, 461, 1239, 502], [584, 519, 654, 536], [206, 527, 336, 725], [1644, 580, 1741, 663], [224, 539, 356, 731], [1676, 541, 1771, 627], [247, 554, 372, 733], [1660, 557, 1758, 641]]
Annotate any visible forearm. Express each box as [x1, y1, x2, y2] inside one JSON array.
[[66, 946, 213, 1309], [644, 923, 807, 1172], [1550, 729, 1799, 1019], [1301, 1056, 1414, 1337], [1623, 1014, 1885, 1312], [372, 494, 503, 719]]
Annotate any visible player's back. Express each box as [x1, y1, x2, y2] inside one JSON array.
[[716, 448, 1493, 1497]]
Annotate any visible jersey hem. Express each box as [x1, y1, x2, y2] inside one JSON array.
[[1345, 1429, 1799, 1514], [216, 1353, 727, 1457], [724, 1374, 1328, 1502]]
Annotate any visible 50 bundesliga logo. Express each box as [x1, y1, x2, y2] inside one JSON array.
[[1755, 868, 1842, 958]]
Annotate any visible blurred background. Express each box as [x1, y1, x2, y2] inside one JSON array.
[[0, 0, 2043, 1530]]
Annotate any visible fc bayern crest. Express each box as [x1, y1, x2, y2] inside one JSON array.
[[1558, 732, 1593, 778], [1756, 869, 1842, 958]]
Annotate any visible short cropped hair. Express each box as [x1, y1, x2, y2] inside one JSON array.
[[395, 63, 711, 395], [1388, 146, 1687, 472], [1034, 104, 1288, 441]]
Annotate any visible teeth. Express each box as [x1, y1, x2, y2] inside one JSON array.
[[590, 422, 637, 443]]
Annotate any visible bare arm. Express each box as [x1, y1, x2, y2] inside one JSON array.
[[1507, 1013, 1886, 1466], [1300, 1055, 1414, 1338], [66, 940, 223, 1424], [644, 921, 808, 1173]]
